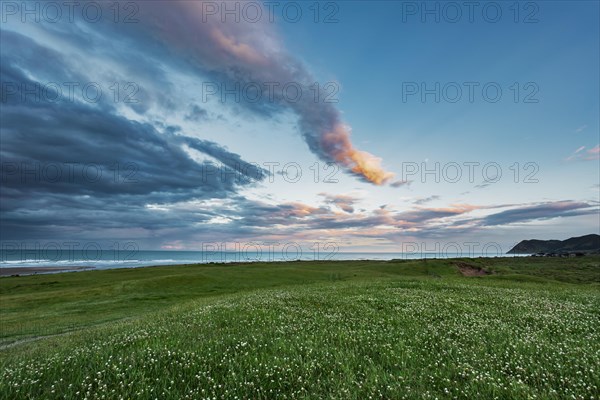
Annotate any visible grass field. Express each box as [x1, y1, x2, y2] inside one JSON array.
[[1, 257, 599, 399]]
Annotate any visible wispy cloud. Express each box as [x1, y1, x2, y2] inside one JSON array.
[[413, 195, 441, 205], [479, 201, 597, 226], [588, 145, 600, 159], [129, 1, 394, 184], [574, 125, 588, 133], [390, 180, 411, 188], [565, 145, 600, 161]]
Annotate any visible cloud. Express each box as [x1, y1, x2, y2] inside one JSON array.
[[565, 145, 600, 161], [0, 30, 268, 241], [184, 105, 209, 122], [480, 201, 597, 226], [395, 205, 479, 224], [588, 145, 600, 159], [413, 195, 440, 205], [575, 125, 588, 133], [3, 0, 396, 186], [0, 4, 394, 247], [110, 1, 394, 184], [390, 180, 411, 188], [319, 193, 360, 213], [4, 4, 595, 250]]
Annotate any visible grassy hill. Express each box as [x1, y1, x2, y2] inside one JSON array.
[[507, 234, 600, 254], [1, 257, 599, 399]]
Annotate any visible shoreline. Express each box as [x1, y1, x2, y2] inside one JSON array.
[[0, 266, 95, 277], [0, 255, 539, 277]]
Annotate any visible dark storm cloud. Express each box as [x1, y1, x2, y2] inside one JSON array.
[[0, 1, 394, 246], [0, 68, 266, 201], [39, 0, 394, 184], [0, 30, 268, 241]]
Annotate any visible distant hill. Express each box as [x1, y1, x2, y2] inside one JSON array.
[[507, 234, 600, 254]]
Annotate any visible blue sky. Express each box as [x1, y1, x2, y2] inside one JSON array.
[[0, 1, 598, 253], [282, 0, 599, 188]]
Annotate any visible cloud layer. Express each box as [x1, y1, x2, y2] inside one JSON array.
[[1, 2, 597, 250], [126, 1, 395, 184]]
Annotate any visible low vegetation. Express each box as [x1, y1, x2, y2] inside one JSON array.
[[1, 257, 599, 399]]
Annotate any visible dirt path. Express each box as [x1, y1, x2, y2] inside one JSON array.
[[455, 262, 492, 277]]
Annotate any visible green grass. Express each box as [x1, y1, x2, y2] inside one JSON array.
[[0, 259, 461, 345], [1, 257, 599, 399]]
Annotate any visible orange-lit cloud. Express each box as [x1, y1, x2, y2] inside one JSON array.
[[322, 123, 394, 185], [141, 1, 395, 185], [208, 27, 269, 67]]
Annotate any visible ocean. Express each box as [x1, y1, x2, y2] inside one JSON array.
[[0, 249, 528, 271]]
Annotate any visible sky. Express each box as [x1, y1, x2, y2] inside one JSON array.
[[0, 0, 599, 255]]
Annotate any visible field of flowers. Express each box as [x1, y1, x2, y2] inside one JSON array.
[[1, 277, 599, 399]]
